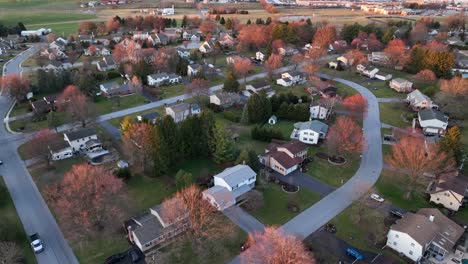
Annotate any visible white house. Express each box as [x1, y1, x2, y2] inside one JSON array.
[[276, 71, 305, 87], [187, 64, 200, 77], [21, 28, 51, 37], [209, 92, 239, 107], [63, 128, 98, 152], [418, 109, 448, 135], [165, 103, 200, 123], [203, 165, 256, 211], [389, 78, 413, 93], [375, 71, 392, 81], [386, 208, 464, 263], [429, 172, 468, 211], [368, 51, 389, 65], [406, 90, 438, 111], [255, 51, 265, 62], [290, 120, 329, 145], [147, 73, 181, 86], [176, 47, 190, 58], [244, 82, 275, 98], [356, 64, 379, 78], [309, 102, 330, 120], [199, 40, 215, 54], [49, 139, 73, 161], [132, 31, 150, 41], [160, 5, 175, 15]]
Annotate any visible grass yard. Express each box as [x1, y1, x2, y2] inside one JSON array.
[[94, 94, 148, 115], [126, 175, 177, 214], [73, 237, 129, 264], [272, 83, 310, 97], [159, 84, 186, 99], [10, 102, 31, 117], [251, 183, 321, 225], [379, 102, 414, 128], [0, 177, 37, 264], [374, 170, 432, 211], [31, 22, 81, 37], [9, 112, 66, 133], [271, 120, 295, 139], [177, 158, 222, 180], [1, 12, 96, 26]]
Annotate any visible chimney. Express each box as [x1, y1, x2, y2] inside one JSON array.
[[242, 160, 246, 165], [429, 215, 434, 222]]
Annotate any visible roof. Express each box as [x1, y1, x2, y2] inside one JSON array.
[[168, 73, 180, 79], [31, 100, 50, 112], [214, 165, 256, 189], [269, 115, 277, 122], [104, 55, 115, 65], [167, 103, 190, 113], [418, 109, 448, 123], [65, 128, 97, 141], [322, 86, 337, 94], [100, 81, 120, 90], [391, 208, 464, 252], [392, 78, 412, 85], [44, 95, 57, 102], [408, 89, 429, 103], [278, 140, 308, 154], [249, 81, 270, 89], [148, 72, 169, 79], [48, 136, 70, 152], [85, 138, 101, 147], [433, 175, 468, 196], [294, 121, 329, 134], [203, 185, 235, 208], [143, 111, 161, 120], [270, 151, 302, 169]]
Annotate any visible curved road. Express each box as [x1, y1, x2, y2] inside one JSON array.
[[1, 45, 79, 264], [227, 74, 383, 263]]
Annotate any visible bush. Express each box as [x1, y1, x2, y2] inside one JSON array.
[[222, 110, 241, 123], [107, 71, 122, 79], [114, 168, 131, 181], [207, 103, 223, 113], [251, 125, 284, 142]]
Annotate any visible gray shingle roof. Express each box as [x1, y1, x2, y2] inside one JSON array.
[[65, 128, 97, 141], [418, 109, 448, 122], [214, 165, 256, 189], [294, 120, 329, 134]]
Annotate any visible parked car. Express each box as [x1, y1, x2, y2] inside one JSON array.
[[128, 249, 140, 263], [0, 160, 3, 165], [104, 253, 125, 264], [370, 193, 384, 202], [390, 210, 404, 218], [346, 248, 364, 260], [29, 233, 44, 254]]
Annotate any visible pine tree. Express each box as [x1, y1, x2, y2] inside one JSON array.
[[181, 15, 188, 28], [171, 19, 177, 27], [175, 170, 193, 190], [240, 104, 249, 124], [220, 17, 226, 25], [266, 17, 272, 25], [213, 124, 238, 164], [201, 111, 217, 154], [246, 19, 252, 25], [157, 116, 180, 168], [223, 71, 240, 93], [247, 93, 272, 123], [47, 111, 60, 132]]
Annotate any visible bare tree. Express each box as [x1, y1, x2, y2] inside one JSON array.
[[0, 241, 22, 264]]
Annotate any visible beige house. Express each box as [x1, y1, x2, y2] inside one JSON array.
[[259, 141, 309, 176], [389, 78, 413, 93], [428, 172, 468, 211], [405, 90, 438, 111]]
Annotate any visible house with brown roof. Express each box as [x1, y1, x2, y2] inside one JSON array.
[[428, 171, 468, 211], [259, 140, 309, 176], [386, 208, 464, 263]]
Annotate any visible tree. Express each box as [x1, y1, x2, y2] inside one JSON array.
[[0, 74, 30, 101], [384, 39, 409, 68], [57, 85, 94, 127], [27, 129, 55, 166], [122, 122, 155, 173], [120, 116, 132, 133], [439, 77, 468, 97], [385, 136, 455, 199], [236, 149, 261, 172], [47, 111, 60, 132], [264, 53, 283, 78], [344, 49, 367, 69], [326, 116, 365, 159], [247, 93, 272, 123], [241, 226, 316, 264], [414, 69, 436, 83], [223, 71, 240, 93], [312, 24, 336, 49], [439, 126, 462, 164], [410, 23, 428, 44], [0, 241, 21, 264], [106, 17, 120, 32], [343, 94, 368, 121], [78, 21, 97, 34], [212, 124, 238, 164], [233, 57, 252, 86], [200, 19, 217, 35], [186, 78, 210, 104], [44, 164, 125, 240], [175, 170, 193, 190]]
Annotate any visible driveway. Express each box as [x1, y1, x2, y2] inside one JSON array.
[[100, 120, 121, 140], [223, 206, 265, 234], [271, 170, 335, 197]]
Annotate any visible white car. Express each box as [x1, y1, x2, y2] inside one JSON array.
[[29, 233, 44, 254], [370, 193, 384, 202]]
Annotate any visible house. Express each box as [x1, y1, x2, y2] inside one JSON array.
[[329, 40, 348, 51], [367, 51, 389, 65], [336, 56, 350, 66], [268, 115, 277, 125], [405, 90, 438, 111], [278, 45, 299, 56], [187, 63, 201, 77], [85, 139, 103, 153], [160, 5, 175, 15], [218, 33, 236, 47], [49, 38, 67, 51], [291, 120, 328, 145], [182, 30, 200, 42], [255, 51, 265, 62], [244, 81, 275, 98], [165, 103, 200, 123], [31, 100, 51, 114], [428, 171, 468, 211], [126, 197, 190, 252], [209, 92, 239, 107], [199, 40, 215, 54], [418, 109, 449, 135], [64, 128, 98, 152], [309, 101, 330, 120], [389, 78, 413, 93], [147, 73, 181, 86], [148, 33, 169, 46], [375, 71, 393, 81], [137, 111, 161, 125], [356, 64, 379, 78], [96, 55, 118, 71], [327, 61, 342, 70], [259, 140, 309, 176], [276, 71, 305, 87], [386, 208, 464, 263], [43, 60, 64, 72], [49, 137, 73, 161], [84, 46, 110, 56], [99, 82, 133, 97], [78, 34, 95, 43], [175, 46, 190, 58], [202, 165, 256, 211], [320, 86, 338, 98], [132, 31, 150, 41]]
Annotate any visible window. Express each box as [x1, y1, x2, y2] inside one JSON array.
[[409, 251, 413, 255], [437, 198, 440, 201], [395, 234, 399, 238], [393, 242, 397, 246], [450, 202, 453, 205], [411, 243, 415, 247]]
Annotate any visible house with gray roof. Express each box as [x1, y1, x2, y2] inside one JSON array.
[[99, 81, 133, 98], [165, 103, 200, 123], [418, 109, 449, 135], [137, 111, 161, 124], [202, 165, 256, 211], [64, 128, 98, 152], [291, 120, 329, 145], [147, 72, 181, 86], [126, 197, 190, 252], [406, 90, 439, 111]]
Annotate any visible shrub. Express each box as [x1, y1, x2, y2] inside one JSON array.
[[114, 168, 131, 181], [251, 125, 284, 142]]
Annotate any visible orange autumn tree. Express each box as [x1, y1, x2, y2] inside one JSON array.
[[385, 136, 455, 199], [233, 57, 253, 85], [241, 226, 316, 264], [44, 164, 126, 240], [57, 85, 95, 127], [384, 39, 410, 68], [343, 93, 368, 121], [414, 69, 436, 83], [264, 53, 283, 78], [122, 122, 155, 173], [0, 74, 30, 101], [326, 116, 365, 160], [440, 77, 468, 97]]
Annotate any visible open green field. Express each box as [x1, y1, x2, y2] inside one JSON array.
[[0, 0, 78, 10], [379, 102, 414, 128], [30, 22, 81, 37], [0, 177, 37, 264]]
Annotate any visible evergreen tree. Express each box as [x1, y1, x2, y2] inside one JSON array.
[[236, 149, 261, 171], [305, 18, 312, 26], [181, 15, 188, 28], [47, 111, 60, 132], [246, 19, 252, 25], [175, 170, 193, 190], [220, 17, 226, 25], [382, 27, 395, 44], [223, 71, 240, 93], [247, 92, 272, 123], [240, 104, 249, 124], [255, 18, 264, 25], [156, 116, 180, 168], [213, 124, 238, 164], [176, 57, 188, 76], [266, 17, 272, 25], [171, 19, 177, 27], [201, 111, 217, 154]]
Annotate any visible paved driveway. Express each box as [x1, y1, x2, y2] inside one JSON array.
[[223, 206, 265, 234], [100, 120, 121, 140], [271, 170, 335, 197]]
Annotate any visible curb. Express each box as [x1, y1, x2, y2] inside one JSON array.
[[3, 99, 22, 134]]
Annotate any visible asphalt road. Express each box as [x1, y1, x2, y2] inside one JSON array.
[[1, 45, 79, 264]]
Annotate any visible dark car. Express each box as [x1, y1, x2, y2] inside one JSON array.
[[128, 249, 140, 263], [104, 253, 125, 264], [0, 160, 3, 165]]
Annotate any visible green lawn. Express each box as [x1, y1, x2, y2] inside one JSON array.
[[74, 237, 129, 264], [270, 120, 294, 139], [159, 84, 186, 99], [30, 22, 80, 37], [0, 177, 37, 264], [1, 12, 96, 26], [0, 0, 78, 10], [177, 158, 221, 180], [10, 102, 31, 117], [374, 170, 432, 211], [94, 94, 148, 115], [9, 112, 66, 133], [126, 175, 177, 214], [251, 184, 321, 225], [379, 102, 414, 128], [272, 83, 310, 97]]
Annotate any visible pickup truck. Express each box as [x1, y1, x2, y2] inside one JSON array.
[[29, 233, 44, 254]]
